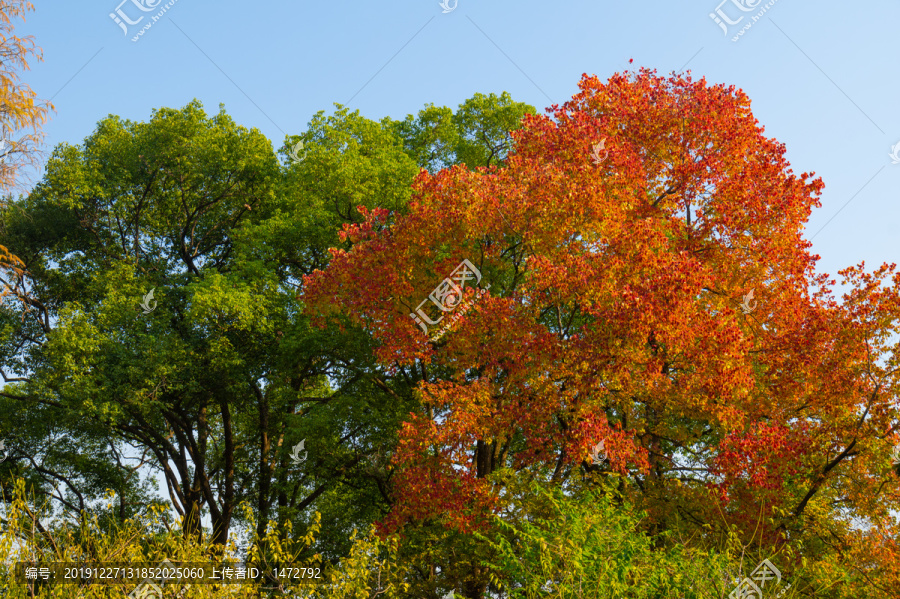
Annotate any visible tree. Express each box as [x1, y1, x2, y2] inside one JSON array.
[[0, 91, 536, 568], [391, 91, 536, 174], [0, 0, 53, 301], [0, 99, 421, 555], [304, 68, 900, 596]]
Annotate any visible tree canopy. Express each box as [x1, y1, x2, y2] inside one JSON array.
[[304, 69, 900, 596], [2, 65, 899, 598], [0, 92, 538, 567]]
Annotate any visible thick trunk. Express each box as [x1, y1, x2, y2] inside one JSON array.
[[464, 566, 488, 599], [210, 399, 235, 551], [475, 439, 501, 478], [257, 389, 271, 542]]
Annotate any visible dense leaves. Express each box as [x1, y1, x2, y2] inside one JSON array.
[[0, 92, 540, 574], [304, 69, 900, 596], [3, 62, 900, 596]]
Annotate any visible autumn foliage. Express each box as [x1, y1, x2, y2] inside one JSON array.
[[0, 0, 52, 193], [310, 68, 900, 593], [0, 0, 53, 300]]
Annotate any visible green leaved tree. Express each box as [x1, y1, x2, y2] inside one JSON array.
[[0, 91, 538, 567], [0, 99, 418, 558]]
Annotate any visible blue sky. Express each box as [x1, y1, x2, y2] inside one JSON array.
[[18, 0, 899, 284]]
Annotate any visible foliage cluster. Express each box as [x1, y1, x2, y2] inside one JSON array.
[[0, 4, 898, 594]]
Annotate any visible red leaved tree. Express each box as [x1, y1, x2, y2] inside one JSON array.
[[304, 69, 900, 593]]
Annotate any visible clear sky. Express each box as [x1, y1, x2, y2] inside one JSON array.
[[19, 0, 899, 289]]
